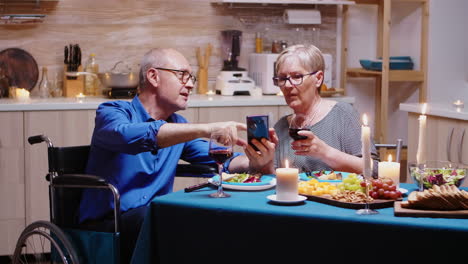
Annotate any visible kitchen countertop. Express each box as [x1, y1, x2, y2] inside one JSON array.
[[400, 102, 468, 121], [0, 95, 355, 111]]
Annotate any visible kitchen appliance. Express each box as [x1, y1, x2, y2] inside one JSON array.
[[98, 61, 139, 99], [248, 53, 279, 95], [215, 30, 255, 96], [249, 53, 332, 95]]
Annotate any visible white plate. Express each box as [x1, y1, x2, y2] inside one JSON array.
[[267, 194, 307, 204], [208, 178, 276, 191], [398, 188, 408, 194]]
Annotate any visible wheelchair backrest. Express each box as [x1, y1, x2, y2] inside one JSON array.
[[48, 145, 90, 228]]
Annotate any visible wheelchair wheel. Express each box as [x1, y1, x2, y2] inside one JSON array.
[[12, 220, 79, 264]]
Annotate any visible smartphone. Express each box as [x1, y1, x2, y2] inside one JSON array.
[[247, 115, 270, 151]]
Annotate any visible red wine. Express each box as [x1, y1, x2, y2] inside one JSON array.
[[209, 149, 233, 164], [289, 128, 309, 140]]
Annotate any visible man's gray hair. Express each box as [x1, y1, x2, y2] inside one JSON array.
[[138, 48, 170, 89]]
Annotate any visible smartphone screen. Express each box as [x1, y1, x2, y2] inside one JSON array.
[[247, 115, 269, 151]]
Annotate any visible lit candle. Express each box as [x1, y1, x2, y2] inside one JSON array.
[[361, 114, 371, 178], [206, 90, 215, 95], [15, 88, 30, 102], [378, 154, 400, 188], [453, 100, 464, 108], [416, 103, 427, 165], [76, 92, 85, 103], [275, 159, 298, 200]]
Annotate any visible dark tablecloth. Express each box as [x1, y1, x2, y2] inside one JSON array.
[[132, 183, 468, 263]]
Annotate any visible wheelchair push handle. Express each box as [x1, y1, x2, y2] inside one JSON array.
[[28, 135, 53, 147]]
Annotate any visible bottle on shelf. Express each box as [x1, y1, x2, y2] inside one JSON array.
[[84, 53, 99, 96], [255, 32, 263, 53], [38, 66, 50, 98]]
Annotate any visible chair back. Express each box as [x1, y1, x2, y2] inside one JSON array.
[[48, 145, 90, 228]]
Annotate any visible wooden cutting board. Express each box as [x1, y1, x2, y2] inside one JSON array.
[[394, 201, 468, 219], [303, 194, 397, 209], [0, 47, 39, 91]]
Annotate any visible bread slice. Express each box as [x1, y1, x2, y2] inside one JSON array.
[[402, 186, 468, 210]]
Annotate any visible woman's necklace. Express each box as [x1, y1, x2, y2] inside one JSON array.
[[303, 97, 322, 127]]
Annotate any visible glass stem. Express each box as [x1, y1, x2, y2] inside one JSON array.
[[364, 182, 370, 210], [217, 163, 223, 194]]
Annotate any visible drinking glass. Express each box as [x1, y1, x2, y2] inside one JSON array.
[[208, 128, 234, 198], [288, 114, 310, 140], [356, 177, 379, 215]]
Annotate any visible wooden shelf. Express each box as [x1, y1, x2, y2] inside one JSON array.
[[212, 0, 355, 5], [340, 0, 429, 144], [346, 68, 425, 82]]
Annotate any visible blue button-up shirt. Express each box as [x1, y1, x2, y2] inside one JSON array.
[[79, 96, 240, 222]]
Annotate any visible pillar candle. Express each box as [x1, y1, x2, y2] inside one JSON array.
[[15, 88, 30, 102], [416, 103, 427, 165], [361, 114, 371, 178], [378, 154, 400, 188], [275, 160, 298, 200]]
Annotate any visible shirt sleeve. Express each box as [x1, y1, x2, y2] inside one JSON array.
[[92, 102, 164, 155]]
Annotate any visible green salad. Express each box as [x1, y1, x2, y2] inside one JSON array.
[[410, 167, 466, 189]]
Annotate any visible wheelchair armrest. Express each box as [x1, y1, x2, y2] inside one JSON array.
[[176, 163, 217, 178], [52, 174, 109, 187], [51, 173, 121, 233]]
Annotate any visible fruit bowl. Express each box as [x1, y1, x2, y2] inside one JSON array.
[[408, 161, 466, 189]]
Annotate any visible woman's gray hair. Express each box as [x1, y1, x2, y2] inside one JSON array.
[[138, 48, 169, 89], [275, 44, 325, 74]]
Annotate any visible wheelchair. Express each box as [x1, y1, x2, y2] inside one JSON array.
[[12, 135, 216, 264]]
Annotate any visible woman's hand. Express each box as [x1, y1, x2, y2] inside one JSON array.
[[243, 128, 278, 174], [291, 130, 330, 158]]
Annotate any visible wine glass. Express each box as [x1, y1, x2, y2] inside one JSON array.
[[356, 176, 379, 215], [208, 128, 234, 198], [288, 114, 310, 140]]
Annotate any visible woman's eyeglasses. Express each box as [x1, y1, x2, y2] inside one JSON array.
[[272, 71, 318, 87], [154, 67, 197, 84]]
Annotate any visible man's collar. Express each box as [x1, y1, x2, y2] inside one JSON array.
[[131, 95, 155, 122]]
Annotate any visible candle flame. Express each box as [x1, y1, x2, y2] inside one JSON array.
[[388, 154, 392, 162], [421, 103, 427, 115], [362, 114, 368, 126], [285, 159, 289, 168]]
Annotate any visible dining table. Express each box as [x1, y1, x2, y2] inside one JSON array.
[[131, 183, 468, 264]]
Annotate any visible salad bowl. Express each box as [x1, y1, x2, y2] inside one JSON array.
[[408, 160, 466, 189]]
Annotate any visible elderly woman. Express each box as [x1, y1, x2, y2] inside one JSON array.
[[270, 44, 378, 175]]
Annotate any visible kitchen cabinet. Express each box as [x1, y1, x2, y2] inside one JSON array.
[[0, 112, 25, 256], [407, 113, 468, 187], [341, 0, 429, 144]]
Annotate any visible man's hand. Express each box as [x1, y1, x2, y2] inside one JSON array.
[[207, 121, 247, 146]]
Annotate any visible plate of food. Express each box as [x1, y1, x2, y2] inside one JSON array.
[[300, 170, 351, 183], [208, 173, 276, 191]]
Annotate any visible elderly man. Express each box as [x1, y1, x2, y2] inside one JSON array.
[[79, 48, 276, 263]]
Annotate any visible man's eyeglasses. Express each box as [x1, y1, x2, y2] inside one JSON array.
[[272, 71, 318, 87], [154, 67, 197, 84]]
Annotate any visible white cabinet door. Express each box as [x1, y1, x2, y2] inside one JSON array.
[[24, 110, 96, 225], [0, 112, 25, 255]]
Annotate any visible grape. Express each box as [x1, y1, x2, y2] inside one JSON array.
[[368, 177, 402, 200]]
